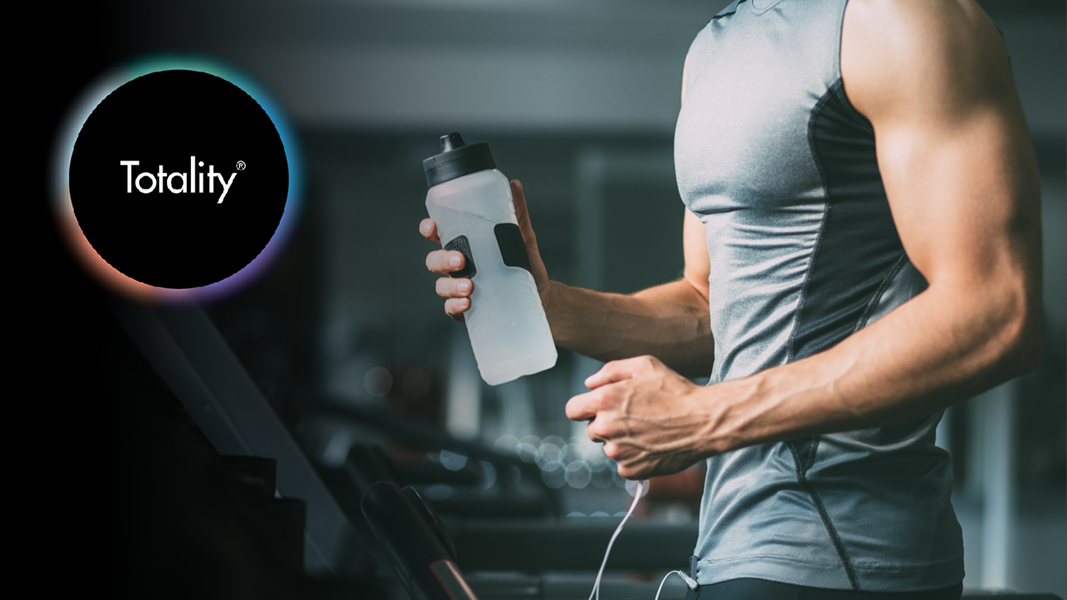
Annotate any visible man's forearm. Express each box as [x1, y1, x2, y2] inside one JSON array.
[[543, 278, 714, 378], [700, 280, 1042, 456]]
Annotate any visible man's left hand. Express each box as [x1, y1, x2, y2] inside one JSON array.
[[565, 355, 719, 479]]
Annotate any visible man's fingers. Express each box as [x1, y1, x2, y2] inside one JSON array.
[[435, 277, 472, 299], [509, 179, 555, 296], [420, 218, 441, 244], [587, 415, 620, 444], [565, 391, 601, 422], [584, 357, 645, 389], [424, 218, 469, 321], [512, 180, 531, 230], [426, 249, 466, 274], [511, 181, 541, 257], [444, 298, 470, 321]]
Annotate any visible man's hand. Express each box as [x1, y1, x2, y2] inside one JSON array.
[[566, 356, 720, 479], [420, 181, 714, 374], [421, 179, 552, 322], [420, 217, 473, 321]]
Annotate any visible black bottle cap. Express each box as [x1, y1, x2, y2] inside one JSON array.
[[423, 132, 497, 188]]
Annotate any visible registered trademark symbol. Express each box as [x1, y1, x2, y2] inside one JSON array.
[[236, 160, 247, 171]]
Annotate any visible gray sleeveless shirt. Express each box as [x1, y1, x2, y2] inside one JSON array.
[[674, 0, 964, 591]]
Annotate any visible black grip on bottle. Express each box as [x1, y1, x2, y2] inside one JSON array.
[[444, 236, 476, 278], [494, 223, 531, 273]]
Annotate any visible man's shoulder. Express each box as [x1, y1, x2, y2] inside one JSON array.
[[842, 0, 1011, 125], [842, 0, 990, 36]]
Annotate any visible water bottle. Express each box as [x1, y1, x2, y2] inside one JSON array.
[[423, 133, 557, 385]]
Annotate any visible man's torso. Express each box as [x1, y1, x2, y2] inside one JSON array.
[[674, 0, 964, 591]]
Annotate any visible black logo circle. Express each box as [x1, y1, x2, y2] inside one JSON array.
[[69, 69, 288, 289]]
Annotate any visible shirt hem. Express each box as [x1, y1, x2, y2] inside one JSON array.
[[691, 553, 965, 592]]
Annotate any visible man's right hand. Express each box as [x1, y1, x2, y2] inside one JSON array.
[[420, 179, 552, 322]]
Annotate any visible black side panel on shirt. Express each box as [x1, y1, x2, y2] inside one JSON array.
[[788, 79, 906, 362]]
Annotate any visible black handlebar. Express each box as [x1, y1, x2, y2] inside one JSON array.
[[361, 481, 478, 600]]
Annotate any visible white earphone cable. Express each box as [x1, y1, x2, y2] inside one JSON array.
[[587, 479, 648, 600], [654, 570, 699, 600]]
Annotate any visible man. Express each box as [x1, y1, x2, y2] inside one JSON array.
[[421, 0, 1042, 597]]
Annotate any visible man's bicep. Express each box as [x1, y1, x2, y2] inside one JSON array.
[[683, 208, 710, 302], [842, 0, 1041, 289], [876, 106, 1041, 292]]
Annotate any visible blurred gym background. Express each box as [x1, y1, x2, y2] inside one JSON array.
[[63, 0, 1064, 597]]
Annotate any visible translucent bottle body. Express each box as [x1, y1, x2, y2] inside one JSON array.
[[426, 169, 557, 385]]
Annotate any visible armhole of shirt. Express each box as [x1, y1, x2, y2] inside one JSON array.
[[836, 0, 866, 126], [832, 0, 874, 134]]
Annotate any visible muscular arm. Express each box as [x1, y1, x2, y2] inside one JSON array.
[[424, 184, 715, 378], [566, 0, 1043, 478], [544, 208, 713, 377]]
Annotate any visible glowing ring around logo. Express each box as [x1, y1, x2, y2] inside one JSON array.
[[51, 55, 303, 305]]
